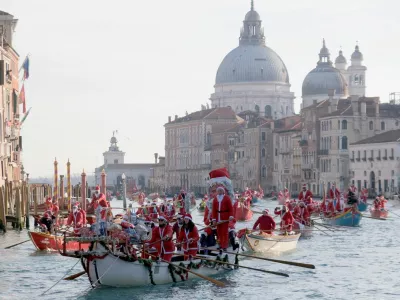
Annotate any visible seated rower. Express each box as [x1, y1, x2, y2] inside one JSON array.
[[293, 202, 310, 225], [324, 199, 335, 217], [66, 205, 84, 235], [145, 216, 174, 262], [177, 214, 199, 260], [40, 212, 53, 233], [200, 223, 217, 253], [379, 195, 388, 210], [279, 206, 294, 234], [253, 208, 276, 234], [228, 217, 239, 250]]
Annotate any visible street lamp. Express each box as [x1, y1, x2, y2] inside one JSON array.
[[121, 173, 127, 210]]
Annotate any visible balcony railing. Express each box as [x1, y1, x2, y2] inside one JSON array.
[[389, 156, 394, 160], [383, 156, 387, 160], [318, 149, 329, 155], [376, 157, 381, 161], [368, 157, 374, 161]]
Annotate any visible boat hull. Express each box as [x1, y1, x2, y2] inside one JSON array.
[[234, 205, 253, 221], [293, 221, 313, 238], [242, 233, 300, 253], [28, 231, 90, 251], [358, 202, 368, 212], [322, 209, 362, 227], [370, 209, 388, 219], [85, 244, 234, 287]]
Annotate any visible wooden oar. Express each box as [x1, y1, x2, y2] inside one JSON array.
[[206, 249, 315, 269], [362, 214, 387, 221], [146, 252, 225, 287], [192, 255, 289, 277], [198, 220, 229, 232], [311, 224, 331, 237], [4, 239, 30, 249], [64, 270, 86, 280]]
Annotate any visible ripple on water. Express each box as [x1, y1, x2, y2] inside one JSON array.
[[1, 200, 400, 300]]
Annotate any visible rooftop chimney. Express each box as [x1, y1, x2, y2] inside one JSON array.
[[154, 153, 158, 164], [168, 116, 171, 123]]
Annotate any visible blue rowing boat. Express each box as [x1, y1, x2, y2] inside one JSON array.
[[322, 209, 362, 227], [358, 201, 368, 212]]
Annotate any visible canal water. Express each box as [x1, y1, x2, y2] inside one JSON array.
[[1, 199, 400, 300]]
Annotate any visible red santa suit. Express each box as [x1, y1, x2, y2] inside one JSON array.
[[283, 189, 290, 200], [147, 222, 175, 262], [329, 186, 341, 200], [293, 205, 310, 224], [212, 192, 234, 249], [373, 198, 381, 210], [67, 209, 84, 234], [178, 215, 199, 260], [379, 197, 388, 209], [298, 187, 313, 202], [280, 210, 294, 231], [326, 200, 335, 215], [253, 212, 276, 233], [164, 203, 175, 220], [149, 205, 159, 220]]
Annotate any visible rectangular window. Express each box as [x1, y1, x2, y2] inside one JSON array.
[[352, 151, 355, 159], [357, 180, 361, 192], [384, 180, 388, 192], [262, 132, 266, 141]]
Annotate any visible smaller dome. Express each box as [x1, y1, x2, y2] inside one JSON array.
[[319, 39, 330, 56], [302, 67, 348, 97], [351, 45, 363, 61], [335, 50, 347, 64], [245, 10, 260, 21], [110, 136, 117, 144]]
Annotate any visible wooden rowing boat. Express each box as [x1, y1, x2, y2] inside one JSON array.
[[234, 204, 253, 221], [369, 208, 389, 219], [321, 209, 362, 227], [28, 231, 90, 251], [358, 201, 368, 212], [79, 242, 235, 287], [242, 232, 301, 253]]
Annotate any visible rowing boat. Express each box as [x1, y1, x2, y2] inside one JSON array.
[[369, 208, 389, 219], [241, 232, 300, 253], [321, 209, 362, 227], [28, 231, 90, 251]]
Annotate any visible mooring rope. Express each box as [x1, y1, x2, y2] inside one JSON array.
[[41, 258, 81, 296]]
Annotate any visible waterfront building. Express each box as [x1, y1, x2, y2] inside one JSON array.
[[350, 129, 400, 197], [0, 11, 22, 185]]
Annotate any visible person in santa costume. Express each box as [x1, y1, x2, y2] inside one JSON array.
[[298, 184, 313, 202], [177, 190, 186, 215], [283, 187, 290, 200], [379, 195, 388, 209], [145, 216, 175, 262], [172, 214, 184, 240], [279, 206, 294, 233], [164, 200, 175, 220], [211, 185, 234, 250], [373, 197, 381, 210], [91, 185, 109, 235], [149, 203, 159, 221], [350, 184, 357, 194], [253, 208, 276, 234], [45, 197, 53, 212], [293, 202, 310, 225], [325, 199, 336, 217], [66, 205, 84, 235], [51, 199, 60, 226], [177, 214, 199, 260], [120, 214, 136, 235], [39, 212, 53, 233], [203, 196, 213, 225], [329, 183, 341, 200]]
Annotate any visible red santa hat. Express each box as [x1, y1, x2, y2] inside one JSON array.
[[285, 199, 290, 203], [302, 184, 307, 188], [43, 212, 50, 218], [184, 214, 193, 221], [209, 168, 230, 179], [263, 208, 269, 214], [176, 213, 183, 218], [95, 185, 100, 191], [204, 195, 208, 199]]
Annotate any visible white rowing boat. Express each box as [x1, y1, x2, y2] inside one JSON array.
[[241, 232, 301, 253], [83, 243, 237, 287]]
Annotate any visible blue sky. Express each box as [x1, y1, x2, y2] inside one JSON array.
[[2, 0, 400, 177]]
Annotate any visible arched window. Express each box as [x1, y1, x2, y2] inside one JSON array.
[[359, 75, 364, 85], [262, 166, 266, 178], [342, 120, 347, 130], [381, 121, 385, 130], [354, 74, 359, 85], [262, 148, 266, 157], [265, 105, 272, 118], [255, 105, 260, 113], [342, 136, 348, 150], [369, 121, 374, 130]]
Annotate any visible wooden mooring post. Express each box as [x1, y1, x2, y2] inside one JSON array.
[[0, 186, 6, 232]]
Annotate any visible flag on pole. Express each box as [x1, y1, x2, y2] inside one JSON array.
[[19, 84, 26, 113], [20, 107, 31, 125], [22, 57, 30, 80]]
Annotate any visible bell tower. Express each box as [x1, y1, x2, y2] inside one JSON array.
[[103, 131, 125, 166]]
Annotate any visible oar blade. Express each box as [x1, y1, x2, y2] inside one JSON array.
[[64, 270, 86, 280]]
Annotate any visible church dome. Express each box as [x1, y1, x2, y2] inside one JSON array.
[[351, 45, 363, 61], [215, 2, 289, 85], [216, 45, 289, 85], [302, 39, 348, 97], [245, 10, 260, 21], [335, 50, 347, 64]]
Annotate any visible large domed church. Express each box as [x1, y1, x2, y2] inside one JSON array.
[[210, 1, 295, 119], [302, 39, 367, 108]]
